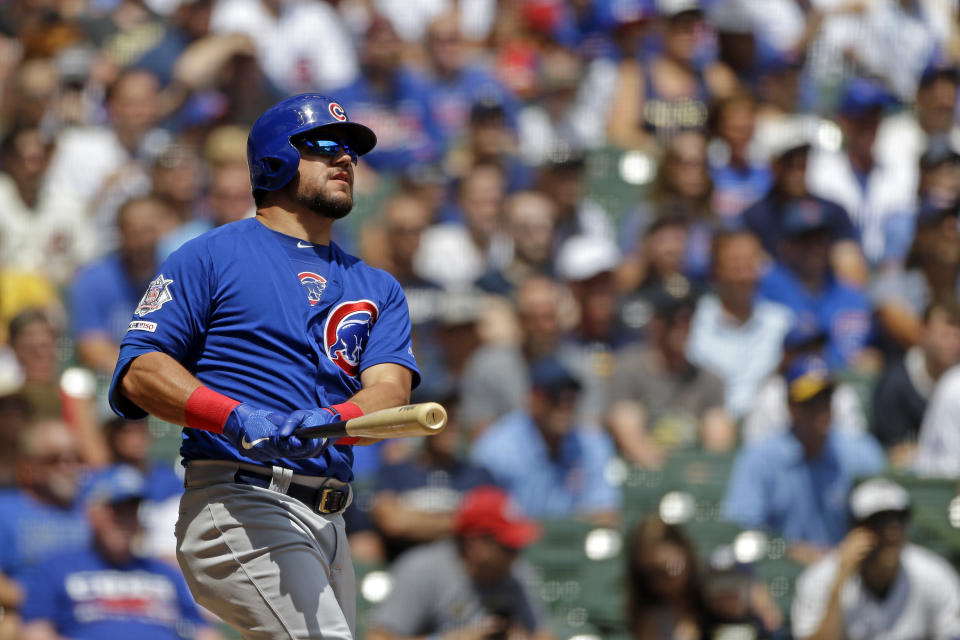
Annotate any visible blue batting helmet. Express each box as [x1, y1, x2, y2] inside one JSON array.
[[247, 94, 377, 193]]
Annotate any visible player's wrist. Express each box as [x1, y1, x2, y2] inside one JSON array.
[[329, 401, 363, 421], [185, 385, 242, 434]]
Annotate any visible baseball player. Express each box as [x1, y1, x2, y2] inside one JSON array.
[[108, 94, 420, 640]]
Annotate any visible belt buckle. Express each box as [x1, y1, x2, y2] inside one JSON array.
[[315, 488, 345, 514]]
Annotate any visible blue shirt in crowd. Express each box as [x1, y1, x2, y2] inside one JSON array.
[[70, 254, 148, 346], [0, 490, 90, 580], [758, 263, 873, 370], [469, 411, 620, 519], [20, 548, 208, 640], [721, 429, 885, 547]]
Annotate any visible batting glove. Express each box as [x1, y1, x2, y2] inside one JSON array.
[[277, 407, 340, 458], [223, 403, 320, 462]]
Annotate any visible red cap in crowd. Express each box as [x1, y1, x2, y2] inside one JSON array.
[[454, 486, 540, 550]]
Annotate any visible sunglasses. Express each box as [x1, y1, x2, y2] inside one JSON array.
[[294, 137, 358, 164]]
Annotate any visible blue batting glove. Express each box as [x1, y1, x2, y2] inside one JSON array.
[[223, 403, 302, 462], [277, 407, 340, 458]]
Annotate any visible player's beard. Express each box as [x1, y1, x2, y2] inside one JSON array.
[[300, 189, 354, 219]]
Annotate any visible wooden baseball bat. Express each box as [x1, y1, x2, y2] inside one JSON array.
[[294, 402, 447, 439]]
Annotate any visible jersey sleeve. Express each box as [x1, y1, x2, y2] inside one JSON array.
[[108, 240, 215, 419], [361, 275, 420, 387]]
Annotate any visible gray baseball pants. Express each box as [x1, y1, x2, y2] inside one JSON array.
[[175, 460, 356, 639]]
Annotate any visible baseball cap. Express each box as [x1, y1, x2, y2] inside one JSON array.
[[529, 356, 583, 394], [781, 198, 830, 237], [782, 317, 827, 352], [919, 57, 960, 89], [555, 235, 621, 282], [82, 464, 148, 507], [762, 119, 814, 161], [837, 78, 897, 118], [454, 486, 540, 550], [849, 478, 911, 522], [657, 0, 701, 18], [785, 354, 833, 403], [594, 0, 653, 29]]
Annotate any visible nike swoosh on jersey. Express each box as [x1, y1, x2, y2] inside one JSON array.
[[241, 436, 270, 449], [297, 241, 314, 248]]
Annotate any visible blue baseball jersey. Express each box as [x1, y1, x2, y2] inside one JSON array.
[[19, 548, 208, 640], [108, 218, 420, 481]]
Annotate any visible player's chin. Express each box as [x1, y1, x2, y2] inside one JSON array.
[[305, 191, 354, 220]]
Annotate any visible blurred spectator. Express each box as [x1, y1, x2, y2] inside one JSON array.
[[476, 190, 557, 296], [534, 147, 614, 247], [876, 58, 960, 207], [872, 300, 960, 469], [45, 68, 170, 251], [625, 514, 712, 640], [0, 126, 96, 285], [210, 0, 357, 93], [742, 319, 869, 445], [607, 285, 732, 467], [616, 215, 691, 336], [517, 46, 598, 165], [619, 131, 715, 282], [607, 0, 737, 150], [370, 387, 495, 563], [415, 163, 509, 290], [470, 356, 620, 523], [9, 309, 62, 421], [687, 229, 793, 420], [757, 199, 874, 371], [872, 203, 960, 352], [150, 142, 205, 224], [808, 78, 914, 267], [707, 93, 772, 219], [336, 15, 440, 173], [880, 136, 960, 286], [0, 393, 30, 488], [0, 58, 60, 134], [18, 464, 222, 640], [368, 486, 553, 640], [96, 417, 183, 561], [0, 419, 89, 614], [70, 195, 179, 374], [740, 123, 867, 286], [702, 545, 782, 638], [445, 97, 531, 191], [914, 353, 960, 479], [420, 11, 517, 155], [554, 234, 630, 424], [722, 355, 885, 560], [132, 0, 215, 85], [458, 275, 567, 436], [791, 477, 960, 640]]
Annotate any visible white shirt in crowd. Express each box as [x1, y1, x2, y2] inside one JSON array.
[[792, 543, 960, 640], [686, 294, 794, 419], [914, 364, 960, 478]]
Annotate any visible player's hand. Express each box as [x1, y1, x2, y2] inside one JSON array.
[[223, 403, 324, 462]]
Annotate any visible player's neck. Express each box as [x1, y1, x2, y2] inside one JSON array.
[[256, 207, 333, 245]]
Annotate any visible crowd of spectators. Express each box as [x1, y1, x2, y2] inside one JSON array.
[[0, 0, 960, 638]]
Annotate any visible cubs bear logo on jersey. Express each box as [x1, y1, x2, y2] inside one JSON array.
[[324, 300, 379, 376], [298, 272, 327, 306]]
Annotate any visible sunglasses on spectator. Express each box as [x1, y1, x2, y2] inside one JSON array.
[[294, 137, 358, 164]]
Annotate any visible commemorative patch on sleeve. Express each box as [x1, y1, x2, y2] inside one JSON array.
[[135, 274, 174, 316], [128, 320, 157, 332]]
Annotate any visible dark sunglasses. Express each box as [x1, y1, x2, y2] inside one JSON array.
[[294, 137, 358, 164]]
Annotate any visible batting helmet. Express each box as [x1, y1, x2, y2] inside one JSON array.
[[247, 94, 377, 193]]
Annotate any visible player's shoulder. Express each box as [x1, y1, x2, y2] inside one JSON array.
[[164, 218, 259, 261], [331, 243, 404, 290]]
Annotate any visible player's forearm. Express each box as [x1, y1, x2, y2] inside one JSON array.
[[352, 364, 413, 414], [119, 351, 204, 425]]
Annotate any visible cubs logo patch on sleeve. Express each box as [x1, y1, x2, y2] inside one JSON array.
[[135, 275, 174, 316], [324, 300, 379, 377]]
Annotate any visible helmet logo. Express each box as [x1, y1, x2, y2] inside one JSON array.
[[329, 102, 347, 122]]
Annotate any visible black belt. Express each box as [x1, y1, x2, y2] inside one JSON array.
[[233, 469, 349, 515]]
